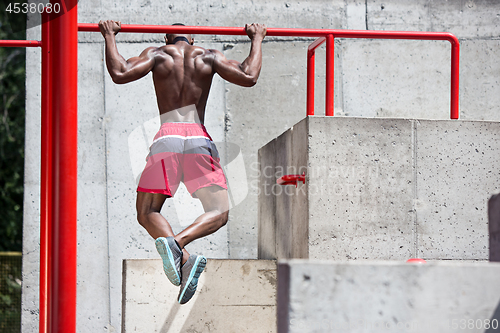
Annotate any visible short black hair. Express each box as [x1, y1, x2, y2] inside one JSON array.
[[166, 23, 185, 36]]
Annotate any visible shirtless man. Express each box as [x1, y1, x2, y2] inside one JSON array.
[[99, 20, 266, 304]]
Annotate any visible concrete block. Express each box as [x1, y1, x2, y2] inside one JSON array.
[[416, 120, 500, 259], [278, 260, 500, 333], [308, 117, 415, 260], [259, 117, 414, 260], [122, 259, 276, 332], [489, 193, 500, 262], [259, 116, 500, 261], [261, 121, 309, 259]]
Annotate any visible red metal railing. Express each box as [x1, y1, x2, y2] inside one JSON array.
[[0, 20, 461, 333], [0, 40, 42, 47], [79, 24, 460, 119], [306, 31, 460, 119], [49, 3, 79, 333]]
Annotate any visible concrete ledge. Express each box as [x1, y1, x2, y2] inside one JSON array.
[[122, 259, 276, 333], [277, 260, 500, 333]]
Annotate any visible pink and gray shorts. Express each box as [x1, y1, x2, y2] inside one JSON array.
[[137, 122, 227, 198]]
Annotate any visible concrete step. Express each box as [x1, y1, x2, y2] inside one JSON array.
[[122, 259, 276, 333], [277, 260, 500, 333]]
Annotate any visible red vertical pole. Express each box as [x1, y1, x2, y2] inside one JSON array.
[[48, 1, 78, 332], [40, 11, 52, 333], [450, 41, 460, 119], [306, 50, 315, 116], [325, 34, 334, 116]]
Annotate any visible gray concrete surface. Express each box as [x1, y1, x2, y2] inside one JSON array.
[[122, 259, 276, 333], [259, 117, 500, 261], [278, 260, 500, 333], [22, 0, 500, 332], [489, 193, 500, 262]]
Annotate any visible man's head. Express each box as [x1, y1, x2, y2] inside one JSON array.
[[165, 23, 194, 45]]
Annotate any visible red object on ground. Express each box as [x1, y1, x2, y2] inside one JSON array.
[[406, 258, 427, 263]]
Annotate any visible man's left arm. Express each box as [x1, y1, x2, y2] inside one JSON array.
[[99, 20, 156, 84]]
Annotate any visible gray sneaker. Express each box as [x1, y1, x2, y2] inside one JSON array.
[[155, 237, 182, 286], [178, 255, 207, 304]]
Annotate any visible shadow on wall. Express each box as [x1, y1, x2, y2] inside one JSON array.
[[485, 302, 500, 333]]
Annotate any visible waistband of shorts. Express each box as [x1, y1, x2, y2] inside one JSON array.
[[154, 122, 212, 141], [160, 122, 207, 129]]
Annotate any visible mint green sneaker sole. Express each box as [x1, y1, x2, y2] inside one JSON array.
[[178, 256, 207, 304], [155, 238, 181, 286]]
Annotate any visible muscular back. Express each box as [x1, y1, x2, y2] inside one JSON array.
[[151, 44, 215, 123], [100, 21, 266, 124]]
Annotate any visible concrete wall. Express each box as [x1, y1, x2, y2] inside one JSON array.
[[122, 259, 276, 333], [277, 260, 500, 333], [259, 117, 500, 261], [22, 1, 500, 332]]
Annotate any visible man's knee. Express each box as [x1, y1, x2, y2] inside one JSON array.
[[219, 210, 229, 227], [135, 192, 167, 227], [137, 211, 149, 227], [136, 206, 156, 228]]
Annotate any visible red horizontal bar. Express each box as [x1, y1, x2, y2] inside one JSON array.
[[77, 23, 459, 44], [0, 40, 42, 47]]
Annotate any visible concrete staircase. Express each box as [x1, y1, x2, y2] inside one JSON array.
[[258, 116, 500, 332], [123, 116, 500, 333]]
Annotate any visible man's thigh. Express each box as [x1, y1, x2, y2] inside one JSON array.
[[193, 186, 229, 214], [136, 191, 168, 214]]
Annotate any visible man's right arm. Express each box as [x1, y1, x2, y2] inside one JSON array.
[[99, 20, 157, 84], [211, 23, 267, 87]]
